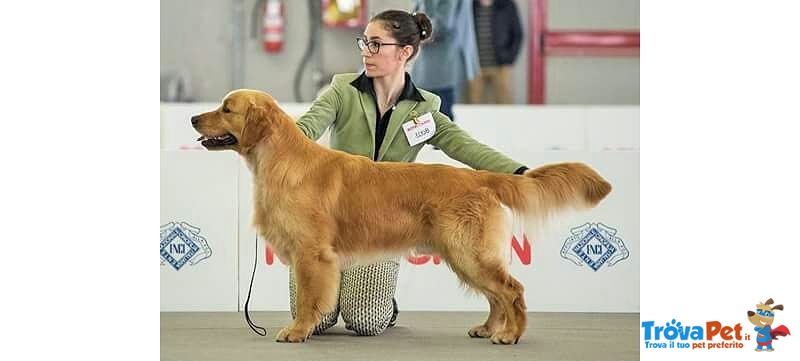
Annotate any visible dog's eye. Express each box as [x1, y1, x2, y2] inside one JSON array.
[[222, 107, 231, 113]]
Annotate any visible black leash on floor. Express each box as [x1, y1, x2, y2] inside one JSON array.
[[244, 234, 267, 336]]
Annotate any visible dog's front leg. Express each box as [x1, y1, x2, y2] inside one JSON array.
[[276, 247, 340, 343]]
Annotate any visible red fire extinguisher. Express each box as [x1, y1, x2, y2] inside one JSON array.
[[261, 0, 284, 53]]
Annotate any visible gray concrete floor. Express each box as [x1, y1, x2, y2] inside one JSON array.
[[161, 311, 639, 361]]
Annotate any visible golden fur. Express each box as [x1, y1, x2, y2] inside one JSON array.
[[191, 89, 612, 344]]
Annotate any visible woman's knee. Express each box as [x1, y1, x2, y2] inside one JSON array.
[[337, 260, 400, 335], [339, 305, 393, 336]]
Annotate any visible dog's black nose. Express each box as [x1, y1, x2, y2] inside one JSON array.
[[191, 115, 200, 127]]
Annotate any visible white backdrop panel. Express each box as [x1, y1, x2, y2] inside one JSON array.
[[160, 151, 239, 311]]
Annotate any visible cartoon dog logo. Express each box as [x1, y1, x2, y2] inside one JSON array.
[[747, 298, 791, 352]]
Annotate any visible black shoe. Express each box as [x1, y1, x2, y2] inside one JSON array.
[[388, 298, 398, 327]]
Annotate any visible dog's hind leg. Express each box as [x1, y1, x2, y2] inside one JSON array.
[[468, 295, 505, 338], [456, 256, 527, 345], [276, 244, 340, 343], [453, 255, 526, 345], [435, 191, 527, 345], [496, 275, 527, 344]]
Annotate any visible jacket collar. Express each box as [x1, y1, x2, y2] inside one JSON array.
[[350, 71, 426, 103]]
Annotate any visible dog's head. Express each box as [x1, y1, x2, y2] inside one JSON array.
[[190, 89, 279, 153], [747, 298, 783, 327]]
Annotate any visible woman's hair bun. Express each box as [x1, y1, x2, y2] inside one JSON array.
[[412, 12, 433, 42]]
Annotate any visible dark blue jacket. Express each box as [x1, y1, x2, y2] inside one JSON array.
[[473, 0, 523, 65]]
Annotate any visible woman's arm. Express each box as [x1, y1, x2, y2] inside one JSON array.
[[427, 111, 527, 174], [295, 85, 341, 141]]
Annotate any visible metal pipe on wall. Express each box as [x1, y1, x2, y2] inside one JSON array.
[[232, 0, 246, 91], [294, 0, 322, 102]]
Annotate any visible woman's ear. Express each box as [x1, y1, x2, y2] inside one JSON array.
[[400, 45, 414, 62]]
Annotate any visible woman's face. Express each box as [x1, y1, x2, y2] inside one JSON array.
[[361, 21, 413, 78]]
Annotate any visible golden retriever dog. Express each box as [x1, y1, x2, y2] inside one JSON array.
[[191, 89, 612, 345]]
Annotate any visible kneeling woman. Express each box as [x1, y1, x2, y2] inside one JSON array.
[[290, 9, 528, 336]]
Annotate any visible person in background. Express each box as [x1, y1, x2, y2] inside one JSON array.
[[410, 0, 478, 122], [453, 1, 482, 103], [290, 9, 530, 337], [468, 0, 523, 104]]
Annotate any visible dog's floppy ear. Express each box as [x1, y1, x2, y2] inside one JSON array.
[[772, 304, 784, 311], [240, 104, 269, 151]]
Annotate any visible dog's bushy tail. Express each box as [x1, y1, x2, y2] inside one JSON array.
[[490, 162, 612, 234]]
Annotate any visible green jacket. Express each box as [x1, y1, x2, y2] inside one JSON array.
[[295, 73, 524, 174]]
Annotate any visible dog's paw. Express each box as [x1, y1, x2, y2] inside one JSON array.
[[275, 327, 311, 343], [490, 330, 520, 345], [468, 325, 493, 338]]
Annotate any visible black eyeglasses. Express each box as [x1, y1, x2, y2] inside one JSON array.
[[356, 37, 404, 54]]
